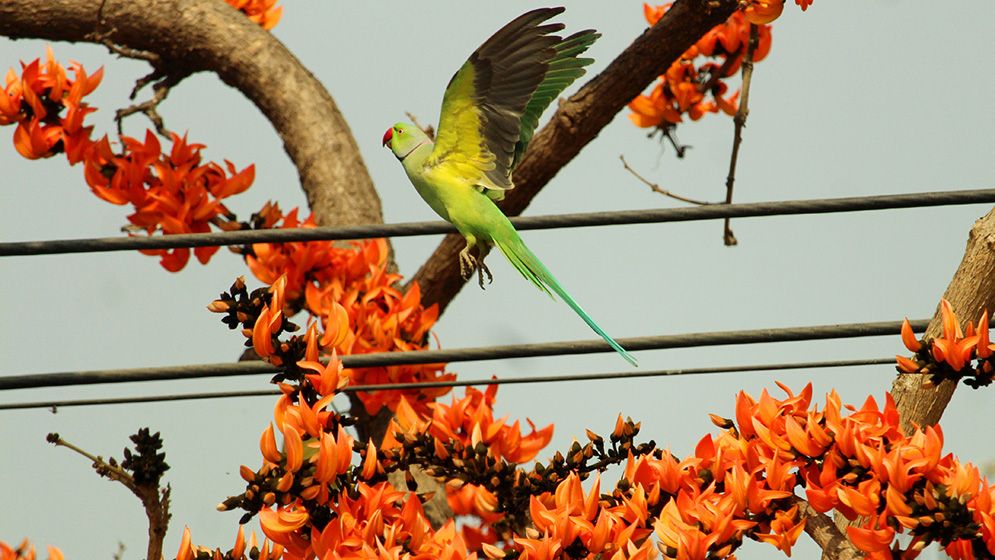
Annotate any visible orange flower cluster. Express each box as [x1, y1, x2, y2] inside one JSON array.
[[175, 525, 284, 560], [503, 384, 995, 560], [520, 472, 658, 560], [384, 385, 555, 547], [242, 209, 450, 414], [738, 384, 995, 560], [225, 0, 283, 30], [0, 49, 101, 161], [386, 384, 554, 465], [0, 541, 63, 560], [268, 482, 485, 560], [897, 299, 994, 388], [90, 131, 254, 271], [1, 51, 255, 272], [628, 4, 772, 129], [216, 347, 494, 560], [219, 357, 995, 560]]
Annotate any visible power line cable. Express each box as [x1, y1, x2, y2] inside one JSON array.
[[0, 357, 898, 410], [0, 319, 928, 391], [1, 190, 992, 256]]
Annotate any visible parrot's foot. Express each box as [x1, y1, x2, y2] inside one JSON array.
[[458, 245, 493, 289], [476, 260, 493, 289]]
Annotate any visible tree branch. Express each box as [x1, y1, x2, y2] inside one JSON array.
[[825, 207, 995, 555], [889, 207, 995, 432], [0, 0, 383, 228], [621, 155, 714, 205], [408, 0, 740, 312], [790, 497, 863, 560], [722, 23, 760, 247], [48, 432, 171, 560]]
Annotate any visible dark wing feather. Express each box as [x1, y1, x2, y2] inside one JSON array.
[[427, 8, 570, 192], [512, 29, 600, 169]]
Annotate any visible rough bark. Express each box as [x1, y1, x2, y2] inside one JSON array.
[[0, 0, 383, 227], [409, 0, 740, 311]]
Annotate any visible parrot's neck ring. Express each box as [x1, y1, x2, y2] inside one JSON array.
[[398, 140, 430, 160]]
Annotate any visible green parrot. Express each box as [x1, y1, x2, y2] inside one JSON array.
[[382, 7, 636, 367]]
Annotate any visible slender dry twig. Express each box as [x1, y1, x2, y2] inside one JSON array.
[[405, 111, 435, 140], [620, 155, 714, 205], [47, 432, 171, 560], [115, 70, 186, 137], [722, 23, 760, 246]]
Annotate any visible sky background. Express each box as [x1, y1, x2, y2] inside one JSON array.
[[2, 1, 994, 558]]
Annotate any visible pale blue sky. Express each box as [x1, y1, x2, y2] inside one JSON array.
[[2, 2, 994, 558]]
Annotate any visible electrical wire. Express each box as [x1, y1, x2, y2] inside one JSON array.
[[0, 189, 992, 256], [0, 319, 928, 391], [0, 357, 898, 410]]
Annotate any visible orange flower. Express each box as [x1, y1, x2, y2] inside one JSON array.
[[226, 0, 283, 29], [1, 50, 103, 160], [946, 539, 977, 560], [901, 317, 922, 352], [252, 275, 288, 362], [931, 299, 980, 372], [259, 504, 309, 536], [847, 523, 895, 558], [976, 310, 992, 359], [754, 505, 805, 555], [631, 6, 773, 130], [744, 0, 784, 24], [176, 526, 193, 560], [260, 422, 282, 464]]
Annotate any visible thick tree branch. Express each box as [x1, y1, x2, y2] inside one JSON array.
[[890, 207, 995, 432], [0, 0, 383, 228], [409, 0, 740, 312]]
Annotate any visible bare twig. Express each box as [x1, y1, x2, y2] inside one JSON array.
[[99, 38, 161, 64], [722, 24, 760, 246], [115, 71, 185, 137], [405, 111, 435, 140], [47, 432, 171, 560], [620, 155, 713, 205], [90, 0, 161, 64]]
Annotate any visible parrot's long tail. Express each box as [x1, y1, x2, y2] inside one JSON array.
[[493, 230, 638, 367]]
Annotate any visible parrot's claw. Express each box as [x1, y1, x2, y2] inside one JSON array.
[[459, 249, 474, 281], [477, 260, 493, 289], [458, 245, 493, 289]]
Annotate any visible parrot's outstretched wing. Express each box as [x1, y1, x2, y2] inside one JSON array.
[[426, 7, 597, 198]]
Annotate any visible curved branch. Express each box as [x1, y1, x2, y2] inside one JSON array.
[[0, 0, 383, 227], [409, 0, 740, 311]]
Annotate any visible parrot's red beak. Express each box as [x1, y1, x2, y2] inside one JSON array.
[[381, 127, 393, 148]]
